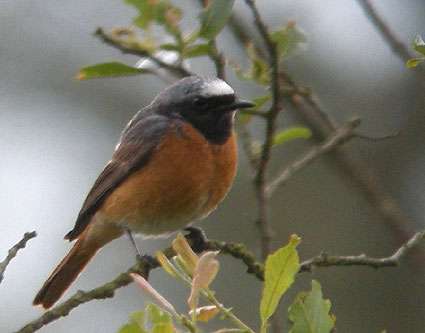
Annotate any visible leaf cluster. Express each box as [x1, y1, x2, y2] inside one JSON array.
[[407, 35, 425, 68], [120, 234, 335, 333]]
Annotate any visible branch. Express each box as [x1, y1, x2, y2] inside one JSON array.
[[205, 239, 264, 281], [16, 259, 155, 333], [226, 7, 423, 264], [284, 78, 425, 266], [0, 231, 37, 285], [356, 0, 412, 62], [299, 229, 425, 272], [16, 236, 262, 333], [356, 0, 425, 79], [17, 229, 424, 332], [244, 0, 282, 264], [202, 37, 226, 80], [266, 118, 362, 196], [93, 28, 191, 78], [281, 74, 337, 134]]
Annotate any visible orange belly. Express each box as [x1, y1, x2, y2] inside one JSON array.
[[96, 122, 237, 236]]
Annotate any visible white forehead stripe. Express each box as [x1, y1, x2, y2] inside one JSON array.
[[200, 79, 234, 97]]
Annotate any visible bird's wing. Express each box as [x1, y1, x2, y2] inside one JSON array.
[[65, 113, 173, 241]]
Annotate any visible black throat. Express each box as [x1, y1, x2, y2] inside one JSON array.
[[188, 111, 234, 145]]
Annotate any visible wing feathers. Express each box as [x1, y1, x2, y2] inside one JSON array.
[[65, 113, 172, 241]]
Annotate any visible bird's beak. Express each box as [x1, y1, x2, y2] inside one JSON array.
[[233, 99, 256, 109], [221, 99, 256, 112]]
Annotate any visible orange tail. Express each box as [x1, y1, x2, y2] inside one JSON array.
[[33, 230, 102, 309]]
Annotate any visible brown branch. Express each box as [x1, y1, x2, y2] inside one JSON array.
[[16, 237, 262, 333], [353, 131, 400, 142], [17, 229, 424, 332], [205, 239, 265, 281], [281, 73, 337, 134], [93, 27, 191, 78], [226, 8, 422, 261], [356, 0, 425, 79], [242, 3, 286, 330], [16, 259, 155, 333], [208, 39, 226, 80], [299, 229, 425, 272], [0, 231, 37, 285], [283, 77, 425, 267], [266, 118, 362, 196], [356, 0, 412, 62], [244, 0, 282, 264]]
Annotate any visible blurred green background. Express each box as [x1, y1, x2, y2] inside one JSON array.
[[1, 1, 424, 332]]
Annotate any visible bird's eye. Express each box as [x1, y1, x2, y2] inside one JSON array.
[[193, 97, 208, 110]]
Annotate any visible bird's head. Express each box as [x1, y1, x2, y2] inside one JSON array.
[[152, 76, 254, 144]]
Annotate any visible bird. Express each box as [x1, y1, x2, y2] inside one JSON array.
[[33, 75, 255, 309]]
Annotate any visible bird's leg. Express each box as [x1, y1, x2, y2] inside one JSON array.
[[124, 227, 142, 260], [183, 226, 208, 253]]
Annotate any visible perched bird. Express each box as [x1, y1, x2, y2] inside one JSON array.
[[33, 75, 254, 309]]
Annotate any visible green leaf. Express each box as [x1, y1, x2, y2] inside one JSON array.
[[251, 95, 272, 109], [238, 113, 254, 124], [152, 323, 175, 333], [119, 311, 147, 333], [288, 280, 336, 333], [270, 20, 306, 60], [407, 57, 425, 68], [148, 302, 172, 324], [125, 0, 156, 29], [248, 45, 270, 84], [198, 0, 235, 40], [238, 95, 271, 124], [229, 44, 270, 85], [260, 234, 301, 330], [126, 0, 182, 39], [76, 62, 151, 80], [147, 303, 175, 333], [413, 35, 425, 56], [272, 127, 312, 146], [183, 44, 213, 58]]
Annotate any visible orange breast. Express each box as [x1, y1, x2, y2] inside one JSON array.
[[97, 122, 237, 236]]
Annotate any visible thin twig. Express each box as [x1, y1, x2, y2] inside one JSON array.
[[243, 2, 285, 331], [209, 39, 226, 80], [0, 231, 37, 285], [18, 228, 425, 332], [244, 0, 282, 263], [16, 259, 155, 333], [356, 0, 412, 62], [206, 239, 265, 281], [356, 0, 425, 79], [286, 81, 424, 266], [353, 131, 400, 142], [227, 9, 422, 262], [16, 237, 261, 333], [281, 74, 337, 133], [266, 118, 362, 196], [93, 28, 191, 78], [299, 230, 425, 272]]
